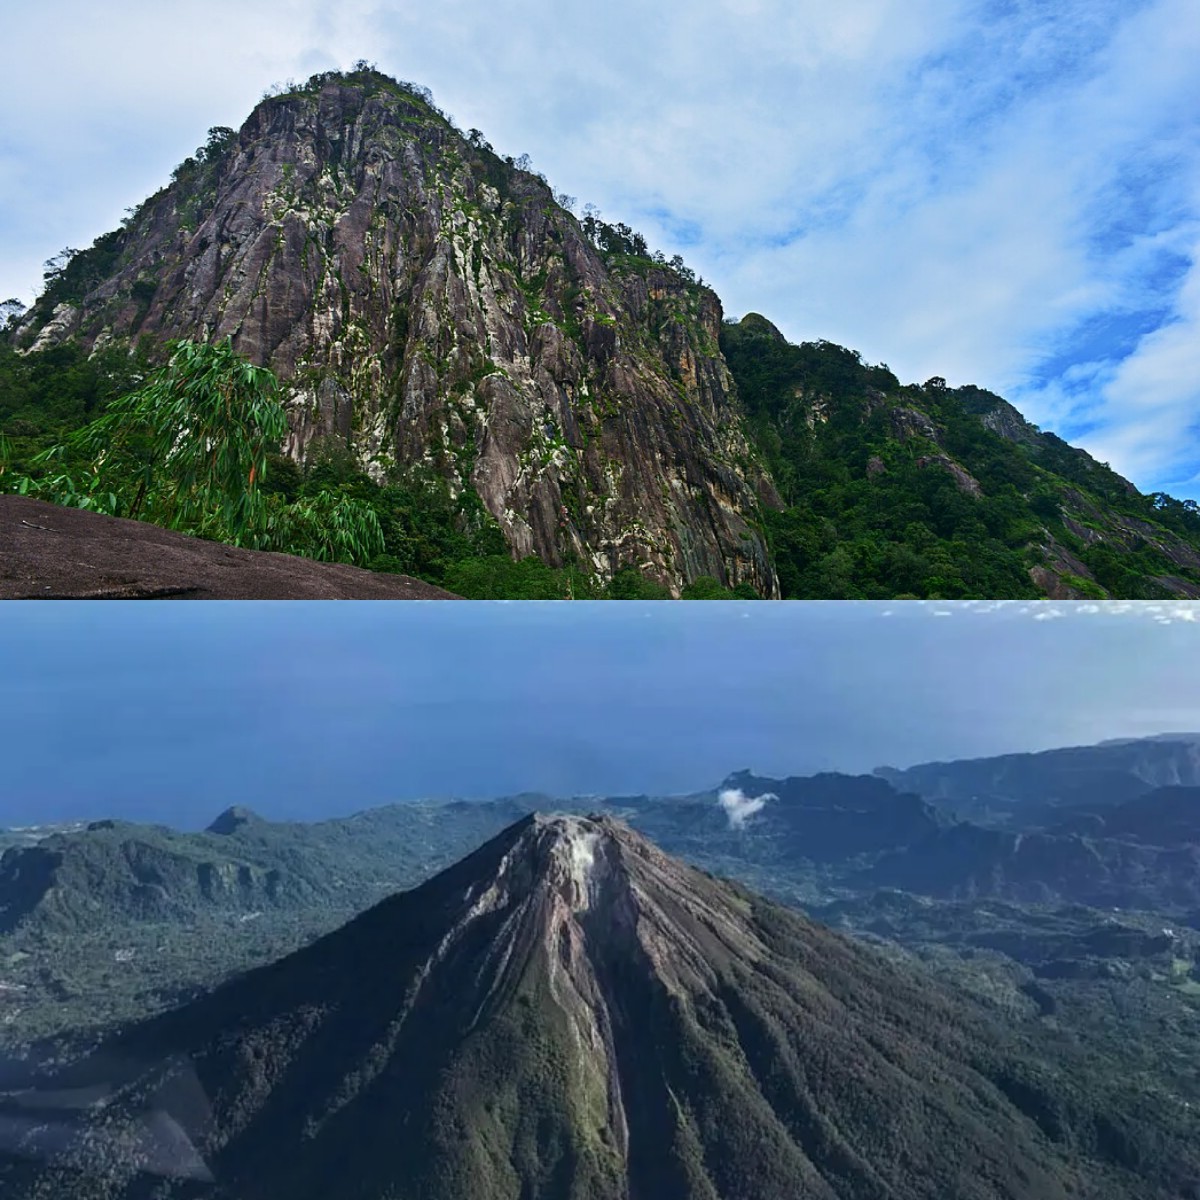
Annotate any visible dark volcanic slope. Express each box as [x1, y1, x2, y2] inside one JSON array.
[[0, 496, 459, 598], [13, 71, 777, 596], [3, 816, 1192, 1200]]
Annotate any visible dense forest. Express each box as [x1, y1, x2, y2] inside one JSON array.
[[722, 316, 1200, 599]]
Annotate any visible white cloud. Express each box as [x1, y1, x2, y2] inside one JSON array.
[[1032, 608, 1066, 621], [717, 787, 775, 828], [1069, 233, 1200, 486], [1018, 600, 1200, 623], [711, 2, 1200, 482], [0, 0, 374, 297], [871, 599, 1200, 622]]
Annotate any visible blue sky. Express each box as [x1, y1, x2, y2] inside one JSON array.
[[1, 1, 1198, 495], [1, 601, 1198, 829]]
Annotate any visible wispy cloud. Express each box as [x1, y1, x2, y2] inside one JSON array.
[[718, 788, 775, 829], [886, 599, 1200, 623]]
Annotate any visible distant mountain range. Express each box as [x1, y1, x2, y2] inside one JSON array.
[[2, 815, 1194, 1200], [4, 736, 1200, 946], [877, 735, 1200, 825], [0, 733, 1196, 1061], [7, 66, 1200, 598], [0, 799, 531, 935]]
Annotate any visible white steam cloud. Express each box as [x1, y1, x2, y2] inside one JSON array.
[[717, 788, 775, 829]]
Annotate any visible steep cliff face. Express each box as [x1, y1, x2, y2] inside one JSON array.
[[15, 73, 778, 595]]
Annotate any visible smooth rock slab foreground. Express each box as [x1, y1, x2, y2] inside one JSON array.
[[0, 496, 459, 599]]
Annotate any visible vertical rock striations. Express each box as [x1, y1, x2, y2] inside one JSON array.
[[17, 73, 778, 595]]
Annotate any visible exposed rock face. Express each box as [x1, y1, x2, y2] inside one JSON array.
[[0, 496, 458, 599], [978, 398, 1043, 448], [1028, 564, 1092, 599], [1027, 533, 1096, 597], [7, 814, 1182, 1199], [26, 302, 80, 353], [915, 453, 983, 497], [889, 406, 940, 442], [1061, 488, 1200, 577], [1149, 574, 1200, 598], [17, 75, 777, 596], [1031, 517, 1200, 597]]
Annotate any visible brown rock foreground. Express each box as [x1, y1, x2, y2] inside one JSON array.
[[0, 496, 460, 599]]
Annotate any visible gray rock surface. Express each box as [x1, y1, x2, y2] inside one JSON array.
[[0, 496, 458, 599], [19, 75, 777, 596]]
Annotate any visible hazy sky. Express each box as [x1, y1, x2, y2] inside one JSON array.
[[2, 1, 1198, 497], [1, 601, 1198, 829]]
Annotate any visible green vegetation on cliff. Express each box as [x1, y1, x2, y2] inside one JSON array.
[[722, 315, 1200, 599], [7, 66, 1200, 600], [0, 343, 698, 598], [4, 341, 387, 565], [10, 314, 1200, 600]]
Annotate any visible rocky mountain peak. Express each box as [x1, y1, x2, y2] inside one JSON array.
[[206, 805, 264, 835], [4, 812, 1191, 1199], [515, 813, 617, 912], [426, 812, 749, 998], [13, 69, 778, 596]]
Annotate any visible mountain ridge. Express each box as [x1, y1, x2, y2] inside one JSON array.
[[5, 738, 1199, 944], [7, 69, 777, 598], [720, 316, 1200, 599], [4, 814, 1192, 1199], [8, 68, 1200, 598], [2, 741, 1197, 1057], [876, 736, 1200, 826]]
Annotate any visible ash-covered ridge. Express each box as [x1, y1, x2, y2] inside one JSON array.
[[2, 814, 1192, 1200], [456, 814, 768, 1000]]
